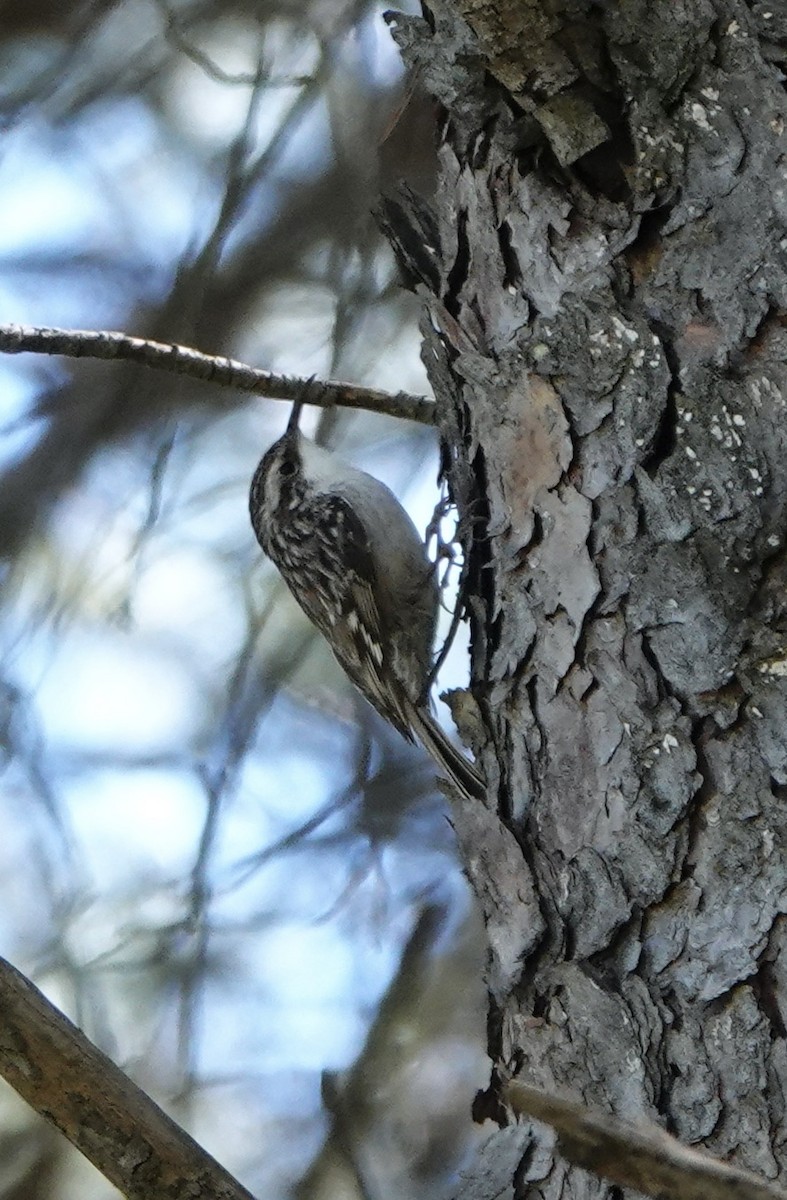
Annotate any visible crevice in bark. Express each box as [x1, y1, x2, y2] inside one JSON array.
[[467, 443, 494, 604], [376, 188, 442, 292], [512, 1138, 537, 1192], [444, 207, 470, 317], [585, 909, 643, 991], [638, 631, 672, 702], [563, 914, 577, 962], [678, 717, 717, 879], [737, 305, 786, 363], [640, 358, 680, 477], [770, 777, 787, 802], [528, 507, 545, 558], [662, 987, 684, 1035], [623, 203, 673, 290], [751, 918, 787, 1040], [471, 118, 497, 170], [695, 678, 748, 735], [469, 296, 488, 340], [573, 139, 630, 203], [524, 674, 541, 739], [746, 543, 787, 623], [472, 1048, 511, 1125], [498, 219, 522, 291]]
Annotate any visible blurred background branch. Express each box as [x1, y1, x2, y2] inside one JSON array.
[[0, 0, 483, 1196]]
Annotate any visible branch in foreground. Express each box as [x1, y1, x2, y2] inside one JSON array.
[[506, 1080, 787, 1200], [0, 324, 435, 426], [0, 956, 256, 1200]]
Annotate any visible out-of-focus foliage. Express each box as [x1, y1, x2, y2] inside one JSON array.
[[0, 1, 485, 1196]]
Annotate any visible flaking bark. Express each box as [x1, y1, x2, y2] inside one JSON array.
[[384, 0, 787, 1193]]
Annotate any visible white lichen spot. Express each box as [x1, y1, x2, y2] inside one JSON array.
[[710, 423, 723, 440], [750, 706, 764, 718], [749, 467, 762, 481], [666, 599, 678, 608], [683, 411, 693, 422], [755, 486, 764, 496], [612, 316, 639, 343], [623, 722, 631, 735], [686, 485, 696, 495], [663, 733, 679, 753], [700, 87, 720, 101], [759, 655, 787, 676], [732, 413, 745, 427], [725, 18, 740, 34], [767, 533, 780, 547], [690, 102, 713, 132], [702, 488, 713, 497], [685, 446, 697, 460], [635, 437, 644, 447]]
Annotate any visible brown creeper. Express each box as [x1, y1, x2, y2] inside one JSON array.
[[249, 401, 484, 800]]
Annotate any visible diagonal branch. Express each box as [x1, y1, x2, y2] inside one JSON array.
[[0, 324, 435, 426], [506, 1080, 787, 1200], [0, 956, 257, 1200]]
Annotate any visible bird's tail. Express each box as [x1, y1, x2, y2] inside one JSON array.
[[409, 705, 485, 801]]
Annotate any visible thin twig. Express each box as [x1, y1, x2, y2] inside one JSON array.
[[0, 324, 435, 425], [506, 1080, 787, 1200]]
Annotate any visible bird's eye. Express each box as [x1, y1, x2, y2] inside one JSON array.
[[279, 458, 297, 478]]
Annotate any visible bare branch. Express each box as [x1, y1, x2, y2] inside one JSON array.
[[0, 956, 257, 1200], [506, 1081, 787, 1200], [0, 324, 435, 425], [295, 904, 447, 1200]]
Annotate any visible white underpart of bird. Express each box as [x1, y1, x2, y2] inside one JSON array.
[[249, 401, 484, 801]]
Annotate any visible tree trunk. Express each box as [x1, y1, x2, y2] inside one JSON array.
[[385, 0, 787, 1193]]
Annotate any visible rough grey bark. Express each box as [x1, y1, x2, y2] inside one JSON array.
[[384, 0, 787, 1194]]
